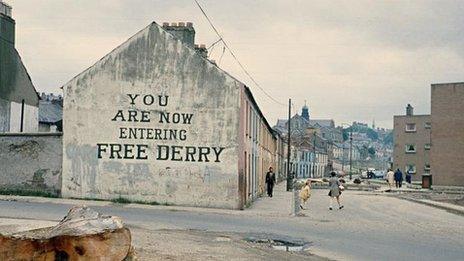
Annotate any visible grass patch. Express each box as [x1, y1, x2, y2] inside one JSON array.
[[0, 188, 59, 198], [110, 197, 171, 206], [111, 197, 132, 204]]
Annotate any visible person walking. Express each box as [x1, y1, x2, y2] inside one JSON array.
[[394, 168, 403, 188], [299, 179, 311, 209], [406, 170, 412, 184], [386, 169, 395, 189], [328, 172, 344, 210], [265, 167, 276, 197]]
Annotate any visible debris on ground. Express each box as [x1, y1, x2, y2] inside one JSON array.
[[0, 206, 133, 260]]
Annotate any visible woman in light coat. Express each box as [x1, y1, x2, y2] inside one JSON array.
[[299, 179, 311, 209], [386, 169, 395, 189], [328, 172, 344, 210]]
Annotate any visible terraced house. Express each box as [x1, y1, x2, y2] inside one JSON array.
[[0, 0, 38, 133], [61, 21, 286, 209]]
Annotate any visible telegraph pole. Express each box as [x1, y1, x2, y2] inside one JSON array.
[[349, 128, 353, 180], [286, 99, 292, 191], [312, 132, 316, 177]]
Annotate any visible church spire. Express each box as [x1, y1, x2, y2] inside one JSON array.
[[302, 101, 310, 121]]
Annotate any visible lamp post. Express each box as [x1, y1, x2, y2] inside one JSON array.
[[286, 99, 292, 191]]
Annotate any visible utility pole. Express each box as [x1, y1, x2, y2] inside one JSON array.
[[312, 132, 316, 178], [342, 146, 345, 171], [349, 128, 353, 180], [286, 99, 292, 191]]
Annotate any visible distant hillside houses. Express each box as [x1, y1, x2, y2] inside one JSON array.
[[273, 104, 343, 178]]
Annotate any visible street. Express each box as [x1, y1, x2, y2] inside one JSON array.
[[1, 183, 463, 261]]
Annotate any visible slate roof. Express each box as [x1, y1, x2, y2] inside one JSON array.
[[309, 119, 334, 128], [39, 100, 62, 124]]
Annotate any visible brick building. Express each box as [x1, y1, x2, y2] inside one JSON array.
[[431, 82, 464, 186], [393, 104, 431, 181]]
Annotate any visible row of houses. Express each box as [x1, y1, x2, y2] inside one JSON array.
[[393, 83, 464, 186], [1, 0, 295, 209], [274, 104, 342, 178]]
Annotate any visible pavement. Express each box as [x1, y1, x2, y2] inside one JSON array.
[[1, 182, 464, 260]]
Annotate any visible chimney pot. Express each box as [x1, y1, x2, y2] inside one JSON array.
[[178, 22, 185, 27], [194, 44, 199, 48], [186, 22, 193, 27], [406, 104, 414, 116], [171, 22, 177, 26], [199, 44, 206, 48], [162, 22, 169, 27]]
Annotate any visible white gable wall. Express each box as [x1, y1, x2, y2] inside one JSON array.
[[62, 23, 242, 209]]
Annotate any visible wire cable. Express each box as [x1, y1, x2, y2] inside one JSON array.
[[193, 0, 286, 107]]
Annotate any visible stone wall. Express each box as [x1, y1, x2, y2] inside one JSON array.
[[0, 133, 62, 196]]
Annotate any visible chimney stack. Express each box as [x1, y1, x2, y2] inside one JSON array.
[[0, 0, 12, 17], [406, 104, 414, 116], [162, 21, 195, 47], [195, 44, 208, 58], [0, 0, 14, 45]]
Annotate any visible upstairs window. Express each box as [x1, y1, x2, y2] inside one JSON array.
[[405, 144, 416, 153], [424, 164, 431, 171], [425, 122, 431, 129], [405, 123, 416, 132], [405, 164, 416, 174]]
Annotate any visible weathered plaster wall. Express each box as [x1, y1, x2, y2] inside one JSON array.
[[9, 101, 38, 132], [0, 133, 62, 195], [62, 22, 241, 209], [0, 97, 10, 132]]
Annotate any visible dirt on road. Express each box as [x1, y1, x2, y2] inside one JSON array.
[[130, 227, 327, 260]]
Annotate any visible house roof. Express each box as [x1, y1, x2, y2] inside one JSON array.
[[0, 42, 40, 106], [39, 100, 62, 123], [309, 119, 334, 128]]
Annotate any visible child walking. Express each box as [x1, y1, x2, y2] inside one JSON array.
[[299, 179, 311, 209]]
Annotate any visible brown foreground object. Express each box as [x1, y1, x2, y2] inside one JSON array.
[[0, 206, 133, 260]]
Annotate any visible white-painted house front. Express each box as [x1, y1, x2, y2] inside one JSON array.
[[61, 22, 283, 209], [0, 1, 38, 133]]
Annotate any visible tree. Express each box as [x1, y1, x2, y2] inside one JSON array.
[[366, 129, 378, 140], [383, 131, 393, 145], [368, 147, 376, 156]]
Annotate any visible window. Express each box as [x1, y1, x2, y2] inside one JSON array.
[[424, 122, 431, 129], [424, 164, 431, 171], [405, 123, 416, 132], [405, 144, 416, 153], [405, 164, 416, 174], [424, 143, 431, 150]]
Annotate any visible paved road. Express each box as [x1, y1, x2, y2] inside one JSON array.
[[1, 186, 463, 261]]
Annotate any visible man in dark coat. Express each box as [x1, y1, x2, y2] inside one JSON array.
[[394, 169, 403, 188], [265, 167, 276, 197], [406, 171, 412, 184]]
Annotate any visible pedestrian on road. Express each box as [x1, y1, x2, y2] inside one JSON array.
[[328, 172, 344, 210], [265, 167, 276, 197], [394, 168, 403, 188], [386, 169, 395, 189], [406, 170, 412, 184], [299, 179, 311, 209]]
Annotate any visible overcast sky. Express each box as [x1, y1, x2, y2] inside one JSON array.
[[8, 0, 464, 128]]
